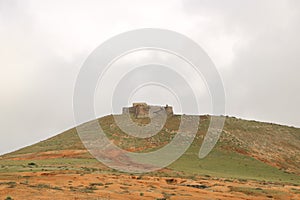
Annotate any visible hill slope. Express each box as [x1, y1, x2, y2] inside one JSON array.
[[1, 115, 300, 199], [1, 115, 299, 182]]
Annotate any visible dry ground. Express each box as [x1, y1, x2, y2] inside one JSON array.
[[0, 171, 299, 200]]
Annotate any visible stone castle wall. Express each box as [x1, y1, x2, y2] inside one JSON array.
[[122, 103, 173, 118]]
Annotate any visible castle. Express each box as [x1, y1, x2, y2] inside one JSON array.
[[122, 103, 173, 118]]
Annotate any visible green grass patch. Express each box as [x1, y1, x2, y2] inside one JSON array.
[[169, 146, 300, 184]]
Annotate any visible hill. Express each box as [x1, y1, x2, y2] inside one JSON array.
[[0, 114, 299, 199]]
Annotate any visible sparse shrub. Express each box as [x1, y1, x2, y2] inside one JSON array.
[[27, 162, 36, 166], [53, 186, 63, 190], [165, 178, 176, 184], [7, 182, 16, 188], [88, 186, 97, 190], [291, 188, 300, 194], [140, 192, 144, 196], [29, 183, 63, 191], [37, 184, 51, 189], [149, 185, 156, 189], [121, 182, 132, 186], [89, 182, 104, 186], [185, 184, 208, 189], [20, 180, 29, 185], [5, 196, 13, 200], [0, 182, 17, 188], [80, 186, 97, 193]]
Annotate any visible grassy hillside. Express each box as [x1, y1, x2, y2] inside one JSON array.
[[1, 115, 299, 184]]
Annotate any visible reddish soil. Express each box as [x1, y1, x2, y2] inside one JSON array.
[[0, 171, 299, 200], [7, 150, 89, 161]]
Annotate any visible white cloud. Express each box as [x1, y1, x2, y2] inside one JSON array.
[[0, 0, 299, 154]]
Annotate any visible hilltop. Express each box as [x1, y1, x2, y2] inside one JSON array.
[[0, 111, 299, 199]]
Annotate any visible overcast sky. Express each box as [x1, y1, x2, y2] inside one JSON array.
[[0, 0, 299, 155]]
